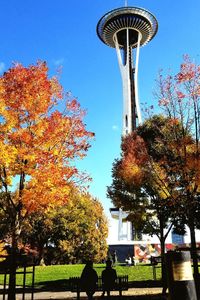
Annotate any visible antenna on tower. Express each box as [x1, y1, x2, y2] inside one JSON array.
[[125, 0, 128, 6]]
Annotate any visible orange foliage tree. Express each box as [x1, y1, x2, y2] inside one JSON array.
[[0, 62, 94, 264], [0, 62, 94, 299]]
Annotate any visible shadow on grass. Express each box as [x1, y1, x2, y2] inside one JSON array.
[[33, 279, 69, 291], [0, 280, 69, 294]]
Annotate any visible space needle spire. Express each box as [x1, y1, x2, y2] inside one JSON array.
[[97, 4, 158, 134]]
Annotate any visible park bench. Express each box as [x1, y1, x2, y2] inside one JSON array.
[[69, 275, 129, 299], [150, 256, 162, 280]]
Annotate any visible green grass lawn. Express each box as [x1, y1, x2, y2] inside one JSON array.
[[0, 263, 161, 288]]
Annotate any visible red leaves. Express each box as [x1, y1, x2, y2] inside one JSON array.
[[176, 56, 195, 83], [67, 99, 80, 111], [0, 61, 63, 126], [158, 98, 170, 106], [118, 132, 150, 186], [121, 132, 149, 164], [157, 55, 200, 151], [176, 91, 185, 100]]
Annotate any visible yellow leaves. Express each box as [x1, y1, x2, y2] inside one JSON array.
[[0, 241, 8, 261], [0, 97, 6, 115], [0, 142, 18, 168], [119, 159, 143, 185], [21, 164, 74, 213], [50, 76, 63, 100], [157, 188, 170, 200], [58, 240, 74, 253], [148, 161, 172, 200]]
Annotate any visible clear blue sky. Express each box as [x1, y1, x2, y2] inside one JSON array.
[[0, 0, 200, 216]]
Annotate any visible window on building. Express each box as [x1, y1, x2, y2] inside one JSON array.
[[125, 115, 128, 127]]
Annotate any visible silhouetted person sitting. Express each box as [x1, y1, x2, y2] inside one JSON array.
[[80, 261, 98, 299], [101, 259, 117, 298]]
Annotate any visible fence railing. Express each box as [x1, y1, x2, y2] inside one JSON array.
[[0, 254, 35, 300]]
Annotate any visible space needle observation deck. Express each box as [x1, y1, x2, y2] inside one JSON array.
[[97, 6, 158, 134]]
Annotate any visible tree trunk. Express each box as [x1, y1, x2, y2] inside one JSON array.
[[8, 214, 21, 300], [159, 217, 167, 294], [38, 245, 45, 266], [189, 217, 199, 296], [8, 236, 17, 300]]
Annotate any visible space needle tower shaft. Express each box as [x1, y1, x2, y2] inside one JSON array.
[[97, 5, 158, 134]]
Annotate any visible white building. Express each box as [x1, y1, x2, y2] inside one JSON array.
[[107, 208, 200, 263]]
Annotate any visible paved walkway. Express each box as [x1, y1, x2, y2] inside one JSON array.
[[0, 287, 166, 300], [34, 287, 164, 299]]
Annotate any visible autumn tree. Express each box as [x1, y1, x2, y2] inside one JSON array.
[[154, 55, 200, 281], [108, 55, 200, 286], [20, 190, 108, 264], [0, 62, 94, 299], [107, 116, 175, 287]]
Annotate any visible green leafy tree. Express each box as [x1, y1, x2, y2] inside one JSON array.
[[20, 190, 108, 264]]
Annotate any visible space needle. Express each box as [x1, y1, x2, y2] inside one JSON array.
[[96, 1, 158, 134]]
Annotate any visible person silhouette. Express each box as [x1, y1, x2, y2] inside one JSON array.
[[101, 259, 117, 298], [125, 254, 132, 266], [112, 250, 117, 266], [80, 261, 98, 299]]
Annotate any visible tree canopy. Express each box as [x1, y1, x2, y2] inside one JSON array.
[[0, 61, 94, 252], [107, 115, 174, 241], [0, 62, 94, 212], [19, 190, 108, 264], [109, 56, 200, 241], [108, 55, 200, 281]]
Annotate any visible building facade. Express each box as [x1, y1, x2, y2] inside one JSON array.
[[107, 208, 200, 263]]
